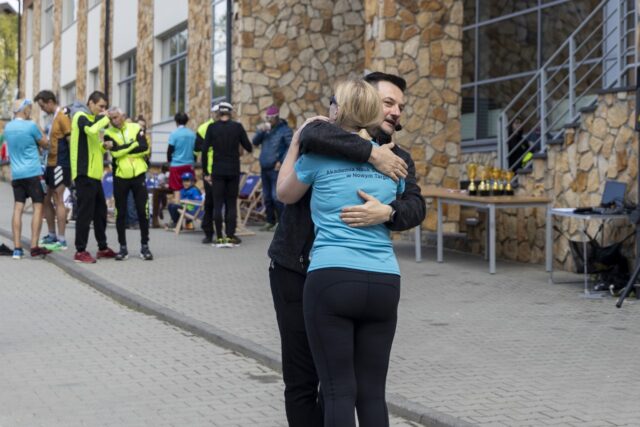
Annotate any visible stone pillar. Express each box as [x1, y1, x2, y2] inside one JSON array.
[[135, 0, 154, 122], [99, 0, 113, 100], [364, 0, 463, 232], [52, 0, 63, 95], [186, 0, 212, 127], [233, 0, 365, 137], [18, 1, 28, 98], [76, 0, 88, 100], [32, 0, 42, 111]]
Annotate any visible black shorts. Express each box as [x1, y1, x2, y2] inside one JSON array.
[[45, 166, 71, 189], [12, 176, 45, 204]]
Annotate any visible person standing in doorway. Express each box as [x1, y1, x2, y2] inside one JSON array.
[[167, 112, 196, 203], [4, 99, 51, 259], [34, 90, 72, 251], [252, 105, 293, 231], [69, 91, 117, 264], [202, 102, 252, 247]]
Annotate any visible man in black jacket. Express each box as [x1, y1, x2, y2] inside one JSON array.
[[268, 72, 426, 426], [202, 102, 253, 247]]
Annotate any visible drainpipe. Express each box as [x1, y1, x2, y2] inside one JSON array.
[[104, 0, 110, 97]]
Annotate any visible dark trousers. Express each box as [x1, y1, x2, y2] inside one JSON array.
[[114, 174, 149, 247], [74, 175, 108, 252], [304, 268, 400, 427], [201, 180, 214, 239], [212, 175, 239, 238], [269, 262, 323, 427], [261, 168, 283, 224], [151, 187, 171, 227], [168, 203, 182, 224]]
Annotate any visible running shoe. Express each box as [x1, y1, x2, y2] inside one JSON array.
[[39, 235, 57, 245], [202, 236, 213, 244], [115, 246, 129, 261], [139, 245, 153, 261], [42, 241, 67, 251], [12, 248, 24, 259], [30, 246, 52, 258], [74, 251, 96, 264], [215, 237, 231, 248], [96, 247, 117, 259], [260, 223, 276, 232], [227, 236, 242, 246]]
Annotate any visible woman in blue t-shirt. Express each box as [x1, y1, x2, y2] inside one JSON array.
[[277, 79, 404, 427]]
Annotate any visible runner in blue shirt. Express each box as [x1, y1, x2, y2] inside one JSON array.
[[3, 99, 51, 259], [277, 79, 404, 427]]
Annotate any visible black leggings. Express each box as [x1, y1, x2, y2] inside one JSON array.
[[74, 176, 108, 252], [212, 175, 239, 238], [303, 268, 400, 427], [114, 174, 149, 247]]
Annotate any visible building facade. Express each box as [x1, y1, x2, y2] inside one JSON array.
[[18, 0, 640, 268]]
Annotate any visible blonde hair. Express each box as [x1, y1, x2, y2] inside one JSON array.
[[334, 79, 383, 131]]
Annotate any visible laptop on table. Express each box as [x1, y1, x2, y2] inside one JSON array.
[[573, 180, 627, 215]]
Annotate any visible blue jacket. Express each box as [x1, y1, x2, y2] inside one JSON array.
[[252, 119, 293, 169], [180, 185, 203, 216]]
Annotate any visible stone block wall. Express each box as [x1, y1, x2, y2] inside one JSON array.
[[186, 0, 212, 128], [75, 0, 87, 101], [135, 0, 154, 122], [233, 0, 366, 171]]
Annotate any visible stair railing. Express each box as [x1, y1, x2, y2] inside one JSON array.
[[498, 0, 638, 171]]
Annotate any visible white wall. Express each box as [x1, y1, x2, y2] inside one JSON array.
[[60, 23, 77, 87], [112, 0, 137, 58], [86, 5, 101, 74], [154, 0, 187, 37], [39, 44, 53, 91], [25, 58, 33, 99]]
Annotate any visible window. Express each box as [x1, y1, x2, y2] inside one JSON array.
[[161, 29, 188, 118], [88, 0, 101, 9], [62, 83, 76, 106], [118, 54, 136, 118], [89, 68, 99, 94], [62, 0, 78, 29], [461, 0, 601, 149], [26, 6, 33, 57], [41, 0, 54, 46], [211, 0, 231, 103]]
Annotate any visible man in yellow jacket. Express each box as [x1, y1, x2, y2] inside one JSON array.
[[69, 91, 117, 264], [104, 108, 153, 261]]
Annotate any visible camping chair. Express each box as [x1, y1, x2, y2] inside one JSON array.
[[174, 196, 205, 235], [102, 171, 115, 223], [236, 175, 263, 235]]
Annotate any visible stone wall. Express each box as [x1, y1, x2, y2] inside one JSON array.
[[52, 0, 62, 96], [186, 0, 212, 128], [233, 0, 366, 173], [75, 0, 88, 101], [135, 0, 154, 122], [31, 0, 41, 116]]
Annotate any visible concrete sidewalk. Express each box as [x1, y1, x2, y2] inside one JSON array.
[[2, 180, 640, 426]]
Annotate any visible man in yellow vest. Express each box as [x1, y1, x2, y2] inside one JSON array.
[[104, 108, 153, 261], [69, 91, 117, 264], [197, 103, 217, 243]]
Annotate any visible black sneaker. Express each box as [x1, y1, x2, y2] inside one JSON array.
[[140, 245, 153, 261], [115, 246, 129, 261], [202, 236, 213, 244], [227, 236, 242, 246]]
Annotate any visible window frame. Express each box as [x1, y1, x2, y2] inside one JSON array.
[[210, 0, 232, 104], [62, 0, 78, 31], [41, 0, 54, 47], [118, 53, 137, 118], [160, 28, 188, 119]]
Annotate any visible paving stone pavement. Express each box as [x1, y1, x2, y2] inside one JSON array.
[[0, 237, 419, 427], [2, 181, 640, 426]]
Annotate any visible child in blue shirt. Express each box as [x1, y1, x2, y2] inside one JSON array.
[[167, 172, 203, 229]]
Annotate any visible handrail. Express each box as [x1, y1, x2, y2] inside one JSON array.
[[498, 0, 637, 170]]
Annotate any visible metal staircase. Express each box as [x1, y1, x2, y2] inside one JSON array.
[[497, 0, 638, 171]]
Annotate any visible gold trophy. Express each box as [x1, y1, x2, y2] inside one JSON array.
[[504, 169, 515, 195], [479, 167, 490, 196], [491, 167, 502, 196], [466, 163, 477, 196]]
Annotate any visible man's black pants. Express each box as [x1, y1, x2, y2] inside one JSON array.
[[269, 261, 323, 427], [74, 176, 108, 252], [201, 180, 214, 239], [114, 174, 149, 247], [212, 175, 239, 238]]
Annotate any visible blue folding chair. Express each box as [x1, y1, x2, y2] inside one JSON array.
[[237, 175, 263, 234]]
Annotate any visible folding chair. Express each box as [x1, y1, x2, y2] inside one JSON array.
[[236, 175, 263, 235], [174, 197, 205, 235], [102, 171, 115, 223]]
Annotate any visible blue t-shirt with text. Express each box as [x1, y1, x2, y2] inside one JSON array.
[[168, 126, 196, 167], [295, 142, 404, 275], [4, 119, 43, 180]]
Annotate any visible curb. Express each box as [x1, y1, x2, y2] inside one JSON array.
[[0, 226, 476, 427]]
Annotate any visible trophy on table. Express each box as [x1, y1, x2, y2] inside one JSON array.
[[503, 169, 515, 195], [478, 167, 490, 196], [466, 163, 477, 196], [490, 167, 502, 196]]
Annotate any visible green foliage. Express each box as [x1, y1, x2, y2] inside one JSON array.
[[0, 13, 19, 112]]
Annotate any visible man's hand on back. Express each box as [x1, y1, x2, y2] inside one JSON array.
[[368, 143, 407, 182], [340, 190, 393, 228]]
